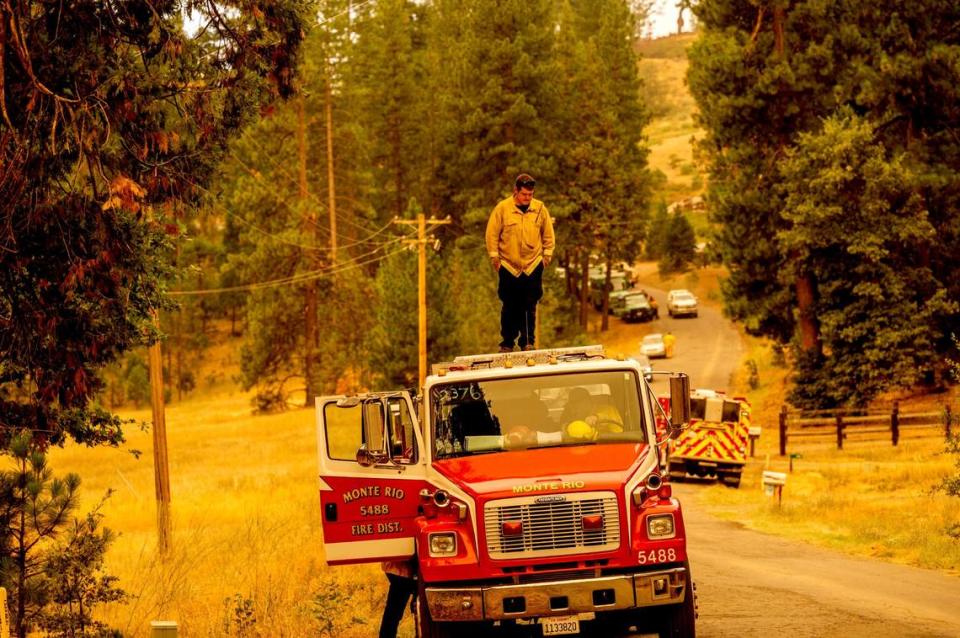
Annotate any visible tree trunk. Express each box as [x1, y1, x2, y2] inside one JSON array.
[[299, 97, 319, 406], [579, 251, 590, 329], [601, 257, 612, 331], [773, 5, 786, 56], [795, 272, 820, 354]]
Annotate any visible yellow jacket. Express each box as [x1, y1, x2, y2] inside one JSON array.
[[485, 196, 555, 276]]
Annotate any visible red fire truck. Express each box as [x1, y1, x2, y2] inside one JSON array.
[[316, 346, 697, 637]]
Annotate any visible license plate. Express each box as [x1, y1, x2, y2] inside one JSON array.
[[541, 615, 580, 635]]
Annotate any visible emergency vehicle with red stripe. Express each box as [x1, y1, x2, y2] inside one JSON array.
[[666, 389, 751, 488], [315, 346, 698, 637]]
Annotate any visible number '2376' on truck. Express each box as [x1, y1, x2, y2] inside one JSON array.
[[316, 346, 698, 637]]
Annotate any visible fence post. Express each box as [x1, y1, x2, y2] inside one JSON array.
[[946, 405, 953, 440], [891, 400, 899, 447], [779, 405, 788, 456], [836, 412, 844, 450], [0, 587, 8, 638]]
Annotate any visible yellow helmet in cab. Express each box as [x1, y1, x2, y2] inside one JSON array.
[[565, 419, 597, 441]]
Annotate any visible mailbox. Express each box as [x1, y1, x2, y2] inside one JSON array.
[[762, 471, 787, 498]]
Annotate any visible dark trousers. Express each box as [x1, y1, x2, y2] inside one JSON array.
[[379, 573, 417, 638], [498, 263, 544, 349]]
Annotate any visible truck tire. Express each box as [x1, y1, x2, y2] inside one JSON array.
[[721, 472, 742, 488], [656, 563, 697, 638]]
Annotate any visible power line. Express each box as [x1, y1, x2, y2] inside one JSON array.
[[169, 241, 407, 296]]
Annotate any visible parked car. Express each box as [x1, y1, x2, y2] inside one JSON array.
[[591, 275, 630, 309], [640, 333, 667, 358], [621, 293, 658, 323], [609, 289, 636, 316], [667, 289, 699, 318]]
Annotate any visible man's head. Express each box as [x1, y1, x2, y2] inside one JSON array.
[[513, 173, 536, 206]]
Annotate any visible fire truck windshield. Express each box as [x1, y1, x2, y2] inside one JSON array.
[[430, 370, 647, 459]]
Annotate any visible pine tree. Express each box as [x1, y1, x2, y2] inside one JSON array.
[[0, 433, 80, 638], [690, 0, 960, 406], [659, 211, 697, 275], [427, 0, 561, 227], [645, 200, 670, 260], [40, 503, 126, 638], [554, 0, 653, 328]]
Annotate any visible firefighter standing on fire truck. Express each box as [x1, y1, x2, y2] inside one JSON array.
[[486, 173, 556, 352]]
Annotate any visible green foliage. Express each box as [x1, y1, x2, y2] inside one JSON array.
[[553, 0, 654, 323], [937, 435, 960, 500], [0, 432, 79, 638], [644, 201, 670, 260], [217, 0, 656, 395], [658, 211, 697, 274], [780, 113, 955, 407], [0, 2, 308, 444], [690, 0, 960, 407], [123, 354, 152, 409], [40, 501, 126, 638]]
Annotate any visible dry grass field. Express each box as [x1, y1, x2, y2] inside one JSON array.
[[47, 386, 403, 637], [696, 335, 960, 575]]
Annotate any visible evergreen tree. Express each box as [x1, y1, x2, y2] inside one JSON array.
[[645, 200, 670, 260], [427, 0, 560, 227], [40, 504, 126, 638], [554, 0, 652, 327], [659, 211, 697, 274], [690, 0, 960, 405], [0, 433, 80, 638], [779, 113, 954, 406]]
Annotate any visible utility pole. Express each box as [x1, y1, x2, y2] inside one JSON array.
[[393, 213, 451, 389], [148, 314, 171, 554], [324, 71, 337, 262], [298, 97, 319, 406]]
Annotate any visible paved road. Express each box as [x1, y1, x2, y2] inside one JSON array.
[[642, 287, 743, 392], [677, 481, 960, 637]]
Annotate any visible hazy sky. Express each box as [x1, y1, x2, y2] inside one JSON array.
[[647, 0, 689, 38]]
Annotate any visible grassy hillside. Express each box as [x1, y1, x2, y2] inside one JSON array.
[[638, 34, 705, 212]]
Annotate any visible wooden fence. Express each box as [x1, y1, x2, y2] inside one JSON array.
[[778, 401, 956, 456]]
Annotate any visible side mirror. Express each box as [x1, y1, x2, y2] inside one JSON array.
[[359, 399, 388, 466], [668, 374, 690, 431]]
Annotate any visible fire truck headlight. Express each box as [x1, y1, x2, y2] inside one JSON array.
[[647, 514, 676, 539], [428, 532, 458, 557]]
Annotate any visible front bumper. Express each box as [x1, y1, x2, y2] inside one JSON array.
[[425, 567, 688, 622]]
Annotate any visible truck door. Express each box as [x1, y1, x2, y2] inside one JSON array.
[[316, 391, 427, 566]]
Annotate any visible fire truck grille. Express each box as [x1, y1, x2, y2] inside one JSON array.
[[484, 491, 620, 560]]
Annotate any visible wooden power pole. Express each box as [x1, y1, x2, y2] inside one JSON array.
[[148, 315, 172, 554], [324, 72, 337, 262], [298, 97, 319, 405], [393, 213, 450, 389]]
